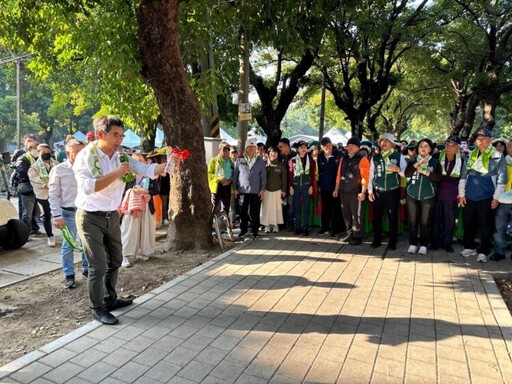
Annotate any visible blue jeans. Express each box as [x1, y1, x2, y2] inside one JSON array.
[[62, 209, 88, 277], [293, 183, 310, 228], [493, 203, 512, 256]]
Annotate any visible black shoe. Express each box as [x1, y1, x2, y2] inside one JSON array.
[[430, 244, 439, 251], [303, 228, 309, 236], [371, 241, 381, 249], [490, 253, 506, 261], [444, 245, 454, 253], [92, 310, 119, 325], [106, 299, 133, 311], [30, 230, 45, 237], [318, 228, 328, 235], [341, 233, 352, 242], [388, 244, 396, 251], [288, 225, 295, 232], [252, 233, 259, 239], [294, 228, 302, 235], [238, 231, 247, 238], [63, 276, 76, 289], [349, 237, 362, 246], [330, 232, 338, 238], [82, 271, 89, 279]]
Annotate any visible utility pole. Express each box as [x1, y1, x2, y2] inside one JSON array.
[[0, 53, 34, 149], [237, 32, 250, 151], [319, 70, 326, 141]]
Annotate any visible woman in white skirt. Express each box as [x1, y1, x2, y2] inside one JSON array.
[[261, 147, 287, 233]]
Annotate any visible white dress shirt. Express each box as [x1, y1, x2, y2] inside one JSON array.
[[48, 160, 78, 217], [73, 144, 157, 212]]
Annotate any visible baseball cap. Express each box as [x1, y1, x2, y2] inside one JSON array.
[[245, 137, 258, 148], [475, 128, 492, 137], [445, 135, 461, 145], [378, 133, 397, 145], [294, 140, 308, 148]]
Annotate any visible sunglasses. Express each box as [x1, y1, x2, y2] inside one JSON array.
[[222, 147, 231, 151]]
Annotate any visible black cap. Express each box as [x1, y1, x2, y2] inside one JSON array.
[[346, 137, 361, 147], [446, 135, 461, 145], [294, 140, 308, 148]]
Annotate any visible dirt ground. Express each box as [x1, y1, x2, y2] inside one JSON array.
[[0, 241, 229, 367], [496, 276, 512, 316]]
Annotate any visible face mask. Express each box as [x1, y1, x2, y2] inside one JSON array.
[[30, 150, 39, 158], [41, 153, 52, 161]]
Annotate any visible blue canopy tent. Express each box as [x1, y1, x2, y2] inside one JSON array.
[[121, 129, 141, 148]]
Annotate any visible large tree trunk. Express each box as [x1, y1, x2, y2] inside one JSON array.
[[137, 0, 213, 250]]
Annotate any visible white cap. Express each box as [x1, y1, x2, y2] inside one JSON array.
[[245, 137, 258, 148], [379, 133, 397, 145]]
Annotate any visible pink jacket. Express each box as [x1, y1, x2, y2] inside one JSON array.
[[120, 188, 150, 218]]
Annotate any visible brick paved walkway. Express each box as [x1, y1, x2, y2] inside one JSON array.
[[1, 234, 512, 383]]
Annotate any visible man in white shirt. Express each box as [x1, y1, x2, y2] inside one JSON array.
[[49, 139, 88, 289], [74, 115, 168, 325]]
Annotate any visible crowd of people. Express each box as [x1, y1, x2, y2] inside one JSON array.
[[8, 116, 176, 325], [208, 127, 511, 264], [6, 121, 511, 325]]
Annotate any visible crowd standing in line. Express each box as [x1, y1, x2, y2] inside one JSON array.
[[7, 120, 512, 325]]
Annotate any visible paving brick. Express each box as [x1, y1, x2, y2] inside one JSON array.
[[163, 346, 199, 366], [244, 357, 280, 380], [144, 360, 182, 382], [234, 373, 269, 384], [133, 346, 169, 366], [42, 361, 85, 383], [374, 357, 405, 379], [303, 358, 341, 383], [109, 361, 150, 383], [75, 361, 118, 383], [9, 362, 52, 383], [176, 360, 215, 382], [69, 348, 108, 367]]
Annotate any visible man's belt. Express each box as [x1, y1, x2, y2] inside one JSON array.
[[84, 210, 117, 218]]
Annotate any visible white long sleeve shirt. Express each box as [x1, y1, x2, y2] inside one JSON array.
[[48, 160, 78, 217], [73, 145, 157, 212]]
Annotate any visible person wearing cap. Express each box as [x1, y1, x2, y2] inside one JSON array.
[[492, 140, 512, 261], [289, 140, 316, 236], [459, 126, 507, 262], [368, 132, 407, 250], [233, 138, 267, 238], [208, 141, 234, 218], [317, 136, 342, 236], [404, 139, 442, 255], [405, 141, 418, 160], [431, 135, 462, 253], [333, 136, 370, 245], [492, 137, 508, 155], [278, 138, 296, 230], [49, 139, 89, 288]]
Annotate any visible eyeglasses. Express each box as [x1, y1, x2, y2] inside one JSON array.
[[104, 131, 125, 139], [222, 147, 230, 151]]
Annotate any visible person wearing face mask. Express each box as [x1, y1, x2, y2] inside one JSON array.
[[28, 144, 58, 247], [404, 139, 442, 255], [15, 141, 44, 236]]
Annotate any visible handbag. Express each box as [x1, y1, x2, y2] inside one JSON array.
[[17, 181, 34, 195]]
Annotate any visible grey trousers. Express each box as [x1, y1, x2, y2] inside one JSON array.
[[341, 193, 362, 238], [76, 209, 123, 310]]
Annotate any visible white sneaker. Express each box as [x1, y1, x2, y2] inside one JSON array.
[[136, 255, 149, 261], [408, 245, 418, 254], [477, 253, 488, 263], [264, 226, 271, 233], [47, 236, 56, 247], [121, 257, 131, 268], [461, 249, 478, 257], [162, 219, 170, 226], [273, 226, 279, 233], [418, 246, 427, 255]]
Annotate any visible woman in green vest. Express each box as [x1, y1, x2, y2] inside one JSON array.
[[404, 138, 442, 255]]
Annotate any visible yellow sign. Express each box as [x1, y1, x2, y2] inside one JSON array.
[[239, 103, 252, 121]]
